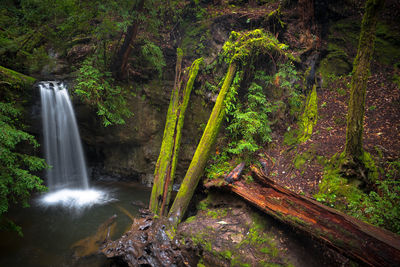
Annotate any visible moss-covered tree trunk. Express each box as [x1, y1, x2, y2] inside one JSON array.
[[167, 63, 237, 224], [149, 50, 203, 216], [344, 0, 385, 161]]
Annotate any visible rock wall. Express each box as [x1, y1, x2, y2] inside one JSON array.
[[75, 81, 211, 186]]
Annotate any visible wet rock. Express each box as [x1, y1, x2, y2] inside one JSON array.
[[101, 216, 198, 267]]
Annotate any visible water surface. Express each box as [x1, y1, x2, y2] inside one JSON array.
[[0, 182, 150, 267]]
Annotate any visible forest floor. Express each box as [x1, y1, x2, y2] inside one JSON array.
[[264, 63, 400, 198]]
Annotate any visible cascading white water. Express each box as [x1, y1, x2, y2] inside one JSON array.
[[40, 81, 89, 190], [39, 81, 110, 208]]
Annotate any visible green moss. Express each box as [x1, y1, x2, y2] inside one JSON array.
[[0, 66, 36, 100], [297, 85, 318, 143], [318, 44, 352, 86], [222, 29, 295, 65], [315, 153, 364, 209], [320, 19, 400, 84], [360, 151, 378, 183], [168, 63, 237, 224], [221, 250, 232, 260], [150, 56, 203, 215], [293, 151, 314, 170], [181, 20, 211, 58], [207, 208, 227, 219], [185, 216, 197, 223], [196, 199, 210, 211]]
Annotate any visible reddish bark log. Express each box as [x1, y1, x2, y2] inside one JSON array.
[[224, 162, 245, 184], [212, 166, 400, 266]]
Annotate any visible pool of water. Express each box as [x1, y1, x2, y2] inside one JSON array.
[[0, 182, 150, 267]]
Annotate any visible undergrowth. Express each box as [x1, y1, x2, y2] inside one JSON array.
[[206, 60, 301, 180], [315, 155, 400, 234], [74, 56, 133, 126]]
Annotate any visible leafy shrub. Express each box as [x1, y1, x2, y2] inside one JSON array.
[[226, 79, 273, 158], [140, 40, 166, 78], [0, 102, 47, 234], [316, 155, 400, 234], [277, 62, 302, 117], [74, 56, 133, 126], [349, 160, 400, 234]]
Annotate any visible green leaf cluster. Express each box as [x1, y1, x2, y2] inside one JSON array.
[[75, 56, 133, 126], [0, 102, 47, 232], [226, 72, 273, 158], [136, 40, 166, 78]]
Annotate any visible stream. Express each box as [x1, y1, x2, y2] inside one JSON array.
[[0, 181, 150, 267]]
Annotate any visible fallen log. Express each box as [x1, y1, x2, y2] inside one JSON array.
[[224, 162, 245, 184], [212, 166, 400, 267]]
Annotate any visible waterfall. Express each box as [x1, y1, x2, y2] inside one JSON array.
[[39, 81, 112, 208], [40, 81, 89, 190]]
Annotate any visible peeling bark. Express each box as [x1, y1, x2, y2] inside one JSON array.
[[211, 165, 400, 267], [150, 50, 203, 216]]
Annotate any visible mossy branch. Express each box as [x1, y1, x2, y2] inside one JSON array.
[[168, 62, 237, 225], [149, 52, 203, 216]]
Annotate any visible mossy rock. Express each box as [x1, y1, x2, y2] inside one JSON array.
[[0, 66, 36, 88], [318, 19, 400, 86], [374, 22, 400, 65], [0, 66, 36, 100]]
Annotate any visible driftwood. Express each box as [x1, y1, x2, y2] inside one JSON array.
[[209, 164, 400, 267]]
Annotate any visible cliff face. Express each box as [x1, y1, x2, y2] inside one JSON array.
[[75, 82, 211, 186]]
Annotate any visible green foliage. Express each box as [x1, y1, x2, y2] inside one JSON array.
[[205, 151, 234, 180], [0, 102, 47, 233], [277, 61, 302, 117], [0, 0, 164, 73], [206, 34, 300, 176], [138, 40, 166, 78], [74, 56, 133, 126], [226, 75, 273, 158], [351, 178, 400, 234], [316, 155, 400, 234]]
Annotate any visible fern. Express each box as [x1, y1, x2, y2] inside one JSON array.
[[75, 57, 133, 126], [225, 72, 273, 160], [0, 102, 47, 234]]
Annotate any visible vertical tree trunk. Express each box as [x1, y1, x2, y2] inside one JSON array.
[[149, 50, 203, 216], [168, 63, 237, 225], [344, 0, 385, 160], [112, 0, 145, 79]]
